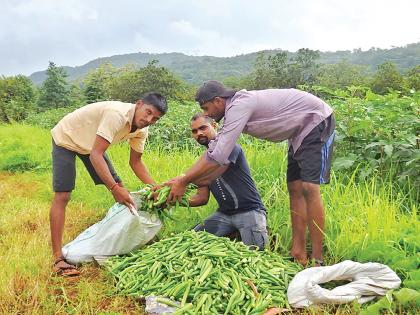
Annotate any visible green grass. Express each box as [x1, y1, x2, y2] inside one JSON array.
[[0, 124, 418, 314]]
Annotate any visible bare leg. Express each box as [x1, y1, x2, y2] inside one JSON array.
[[50, 191, 79, 275], [50, 191, 71, 260], [302, 182, 325, 262], [287, 180, 307, 264]]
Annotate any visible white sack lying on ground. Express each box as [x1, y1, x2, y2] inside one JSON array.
[[287, 260, 401, 308], [62, 191, 162, 265]]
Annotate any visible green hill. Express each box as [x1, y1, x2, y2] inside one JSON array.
[[29, 43, 420, 85]]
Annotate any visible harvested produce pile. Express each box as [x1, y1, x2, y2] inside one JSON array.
[[136, 184, 196, 221], [107, 231, 302, 314]]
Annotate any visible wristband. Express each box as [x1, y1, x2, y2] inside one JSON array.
[[109, 182, 119, 192]]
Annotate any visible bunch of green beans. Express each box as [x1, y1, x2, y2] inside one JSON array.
[[137, 184, 196, 221], [107, 231, 301, 314]]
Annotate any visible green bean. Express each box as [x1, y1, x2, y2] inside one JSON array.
[[106, 230, 302, 314], [137, 183, 197, 222]]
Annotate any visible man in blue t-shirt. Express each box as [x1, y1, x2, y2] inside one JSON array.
[[188, 113, 268, 250]]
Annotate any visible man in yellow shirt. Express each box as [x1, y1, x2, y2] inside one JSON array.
[[50, 93, 167, 276]]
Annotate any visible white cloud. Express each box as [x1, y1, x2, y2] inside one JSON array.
[[0, 0, 418, 76], [170, 20, 202, 37]]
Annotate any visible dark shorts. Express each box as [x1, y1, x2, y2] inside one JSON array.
[[193, 209, 268, 250], [52, 139, 121, 192], [287, 114, 335, 184]]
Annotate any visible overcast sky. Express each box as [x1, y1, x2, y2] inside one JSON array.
[[1, 0, 419, 76]]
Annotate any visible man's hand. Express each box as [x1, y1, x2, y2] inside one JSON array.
[[111, 185, 136, 213], [165, 175, 187, 204]]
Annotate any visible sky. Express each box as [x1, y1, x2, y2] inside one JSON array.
[[1, 0, 419, 76]]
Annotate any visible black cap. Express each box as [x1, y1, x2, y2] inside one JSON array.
[[195, 80, 237, 106]]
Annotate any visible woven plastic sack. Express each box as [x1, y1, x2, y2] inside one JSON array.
[[62, 190, 161, 265], [287, 260, 401, 308]]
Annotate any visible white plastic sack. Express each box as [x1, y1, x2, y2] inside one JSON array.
[[62, 190, 162, 265], [287, 260, 401, 308]]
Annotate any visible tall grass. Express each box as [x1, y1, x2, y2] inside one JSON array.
[[0, 124, 418, 314]]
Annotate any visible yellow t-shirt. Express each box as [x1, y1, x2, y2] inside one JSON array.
[[51, 101, 148, 154]]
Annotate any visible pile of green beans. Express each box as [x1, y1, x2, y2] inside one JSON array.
[[106, 231, 301, 314], [137, 184, 196, 221]]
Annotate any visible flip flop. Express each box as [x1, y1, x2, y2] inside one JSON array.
[[309, 258, 325, 267], [53, 257, 80, 277]]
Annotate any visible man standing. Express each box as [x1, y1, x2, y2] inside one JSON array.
[[188, 113, 268, 250], [50, 93, 167, 276], [166, 81, 335, 266]]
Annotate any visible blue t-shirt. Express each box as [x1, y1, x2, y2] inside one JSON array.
[[209, 144, 266, 214]]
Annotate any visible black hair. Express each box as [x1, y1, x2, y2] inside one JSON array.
[[191, 112, 214, 123], [141, 92, 168, 114]]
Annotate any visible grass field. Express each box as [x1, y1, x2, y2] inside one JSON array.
[[0, 124, 418, 314]]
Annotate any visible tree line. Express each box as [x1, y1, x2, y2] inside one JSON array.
[[1, 49, 419, 123], [224, 49, 419, 94]]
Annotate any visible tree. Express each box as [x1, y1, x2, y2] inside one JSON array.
[[315, 61, 369, 89], [248, 49, 321, 89], [68, 83, 85, 107], [406, 65, 420, 91], [38, 61, 71, 110], [251, 52, 273, 89], [267, 52, 289, 88], [287, 48, 320, 87], [249, 51, 288, 89], [0, 75, 36, 122], [295, 48, 320, 68], [371, 62, 405, 94], [222, 75, 252, 90], [108, 60, 188, 102], [83, 63, 118, 103]]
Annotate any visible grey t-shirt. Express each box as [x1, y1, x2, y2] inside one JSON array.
[[207, 88, 333, 165], [209, 144, 265, 215]]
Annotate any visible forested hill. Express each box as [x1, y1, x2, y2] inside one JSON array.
[[29, 43, 420, 85]]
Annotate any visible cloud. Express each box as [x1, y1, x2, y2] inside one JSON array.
[[170, 20, 201, 37], [0, 0, 419, 76]]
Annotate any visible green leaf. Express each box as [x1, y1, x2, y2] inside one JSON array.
[[394, 288, 420, 307], [384, 144, 393, 157], [407, 269, 420, 281], [333, 155, 358, 170], [360, 291, 394, 315], [403, 279, 420, 290]]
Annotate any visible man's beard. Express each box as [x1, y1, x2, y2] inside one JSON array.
[[197, 136, 210, 147], [214, 113, 224, 123]]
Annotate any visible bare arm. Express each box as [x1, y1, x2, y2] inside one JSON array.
[[90, 135, 135, 208], [129, 148, 155, 185], [177, 154, 226, 186], [166, 156, 230, 203], [188, 186, 210, 207]]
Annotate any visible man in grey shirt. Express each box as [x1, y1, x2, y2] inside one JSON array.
[[166, 81, 335, 266]]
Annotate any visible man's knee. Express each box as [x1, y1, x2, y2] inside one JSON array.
[[240, 226, 268, 250], [287, 180, 304, 197], [53, 192, 72, 205], [301, 182, 320, 198]]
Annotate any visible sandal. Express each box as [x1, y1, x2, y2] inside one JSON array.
[[309, 258, 324, 267], [53, 256, 80, 277]]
